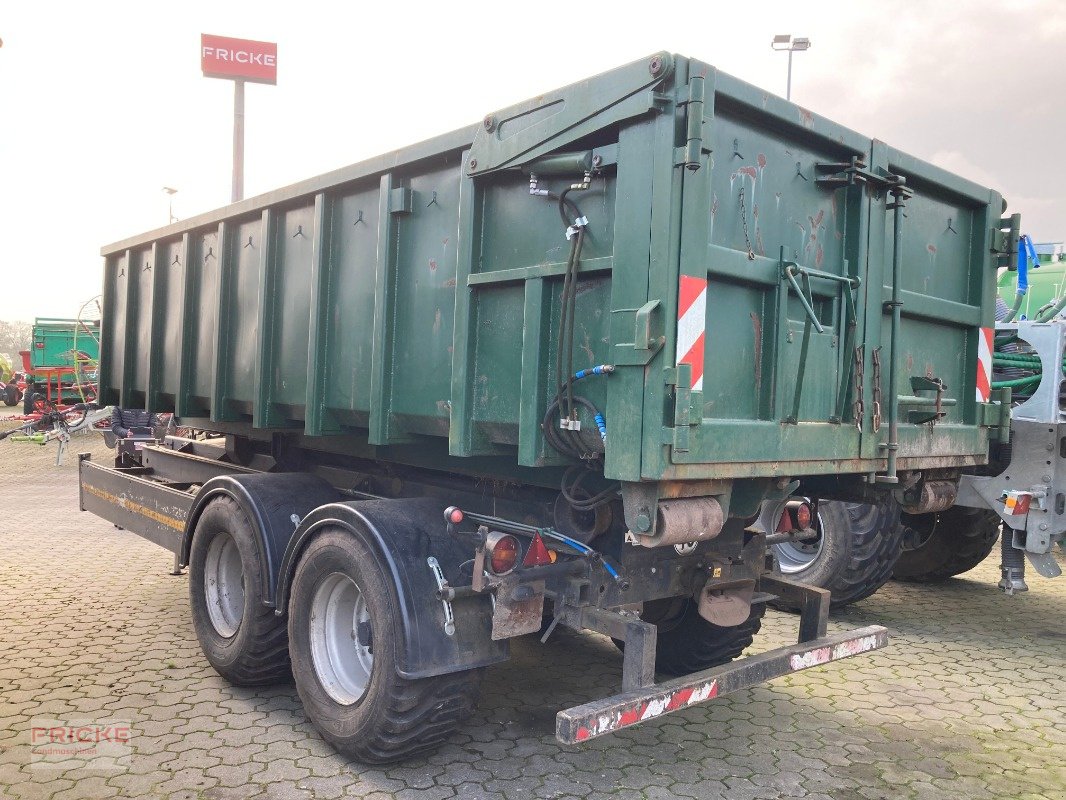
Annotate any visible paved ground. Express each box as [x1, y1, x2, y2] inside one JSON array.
[[1, 423, 1064, 800]]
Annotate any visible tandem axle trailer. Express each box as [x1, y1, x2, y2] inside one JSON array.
[[79, 440, 886, 747]]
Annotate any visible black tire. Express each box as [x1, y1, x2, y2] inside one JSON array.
[[288, 527, 481, 763], [893, 506, 1001, 582], [772, 500, 903, 609], [22, 386, 38, 415], [3, 383, 18, 406], [617, 598, 765, 676], [188, 496, 291, 685]]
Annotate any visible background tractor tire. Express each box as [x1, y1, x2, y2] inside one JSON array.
[[22, 385, 39, 415], [893, 506, 1001, 582], [3, 383, 18, 406], [188, 496, 291, 685], [288, 527, 481, 764], [616, 598, 765, 676], [772, 500, 903, 609]]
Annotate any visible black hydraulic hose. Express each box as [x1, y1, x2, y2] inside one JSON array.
[[560, 464, 619, 510], [564, 229, 583, 432]]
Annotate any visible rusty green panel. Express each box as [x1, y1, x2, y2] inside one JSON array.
[[99, 51, 1004, 486]]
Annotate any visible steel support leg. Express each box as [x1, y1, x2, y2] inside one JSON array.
[[761, 576, 829, 642]]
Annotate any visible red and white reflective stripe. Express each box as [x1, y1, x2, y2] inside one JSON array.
[[572, 678, 719, 742], [976, 326, 994, 403], [677, 275, 708, 391]]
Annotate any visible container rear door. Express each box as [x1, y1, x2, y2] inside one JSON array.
[[860, 142, 998, 465], [669, 70, 872, 479]]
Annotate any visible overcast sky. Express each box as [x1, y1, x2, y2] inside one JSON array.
[[1, 0, 1063, 321]]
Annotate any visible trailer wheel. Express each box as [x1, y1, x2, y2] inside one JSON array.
[[771, 500, 902, 609], [188, 496, 291, 685], [893, 506, 1001, 582], [618, 598, 765, 676], [288, 527, 481, 763], [3, 383, 18, 406]]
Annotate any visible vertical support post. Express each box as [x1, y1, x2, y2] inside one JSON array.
[[98, 257, 116, 406], [786, 49, 793, 101], [119, 249, 138, 409], [210, 221, 231, 423], [449, 155, 478, 456], [517, 279, 550, 466], [878, 184, 907, 484], [253, 208, 281, 428], [145, 242, 164, 413], [232, 80, 245, 203], [306, 193, 339, 436], [368, 173, 399, 445], [175, 233, 194, 418]]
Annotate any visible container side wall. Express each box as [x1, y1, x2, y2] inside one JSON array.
[[223, 216, 264, 415], [324, 185, 380, 425], [389, 161, 463, 438], [190, 230, 219, 409], [158, 239, 185, 402], [271, 205, 316, 415]]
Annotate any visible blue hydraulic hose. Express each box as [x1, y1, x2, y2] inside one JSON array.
[[573, 364, 615, 380], [537, 528, 622, 581]]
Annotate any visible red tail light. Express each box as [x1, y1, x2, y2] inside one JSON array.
[[793, 502, 812, 530], [485, 532, 519, 575]]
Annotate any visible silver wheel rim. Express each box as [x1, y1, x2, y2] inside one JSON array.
[[204, 532, 245, 637], [309, 572, 373, 705], [773, 511, 825, 575]]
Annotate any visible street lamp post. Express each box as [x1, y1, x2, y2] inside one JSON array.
[[163, 187, 178, 224], [771, 34, 811, 101]]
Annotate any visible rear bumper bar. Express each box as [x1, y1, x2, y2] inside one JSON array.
[[556, 624, 888, 744]]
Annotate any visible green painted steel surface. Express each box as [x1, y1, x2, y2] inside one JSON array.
[[28, 318, 100, 371], [99, 53, 1009, 486]]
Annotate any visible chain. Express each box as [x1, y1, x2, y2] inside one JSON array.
[[738, 188, 756, 261], [871, 346, 883, 433], [852, 346, 865, 431]]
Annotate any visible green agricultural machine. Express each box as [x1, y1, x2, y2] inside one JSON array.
[[80, 52, 1014, 760], [19, 317, 100, 413]]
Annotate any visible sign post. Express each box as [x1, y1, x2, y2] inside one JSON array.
[[200, 34, 277, 203]]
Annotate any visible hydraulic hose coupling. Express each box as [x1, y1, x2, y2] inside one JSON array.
[[998, 535, 1028, 595], [528, 173, 552, 198]]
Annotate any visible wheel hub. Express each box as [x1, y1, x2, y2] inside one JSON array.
[[773, 511, 825, 574], [309, 572, 373, 705], [204, 531, 245, 638]]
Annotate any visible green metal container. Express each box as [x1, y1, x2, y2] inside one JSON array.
[[28, 317, 100, 371], [99, 52, 1011, 494]]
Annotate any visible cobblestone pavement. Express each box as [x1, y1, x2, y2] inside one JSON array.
[[1, 424, 1064, 800]]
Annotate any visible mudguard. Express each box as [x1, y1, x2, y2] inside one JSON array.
[[277, 498, 510, 680], [180, 473, 341, 607]]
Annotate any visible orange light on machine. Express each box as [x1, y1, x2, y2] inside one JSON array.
[[793, 501, 813, 530]]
